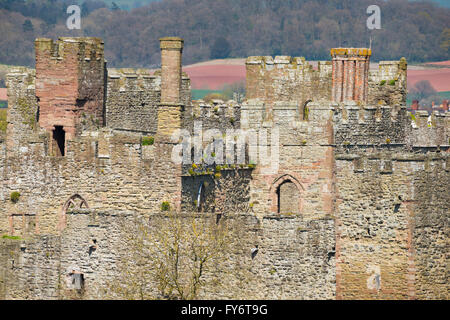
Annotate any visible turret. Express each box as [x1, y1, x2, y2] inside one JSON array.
[[35, 37, 105, 156]]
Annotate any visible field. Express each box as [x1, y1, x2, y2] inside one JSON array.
[[182, 59, 450, 100]]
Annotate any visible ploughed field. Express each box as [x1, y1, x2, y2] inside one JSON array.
[[181, 59, 450, 93]]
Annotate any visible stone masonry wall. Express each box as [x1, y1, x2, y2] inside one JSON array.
[[241, 100, 336, 224], [105, 68, 191, 134], [5, 67, 39, 155], [0, 210, 335, 300], [246, 56, 332, 108], [368, 59, 408, 107], [0, 128, 184, 237], [335, 151, 449, 299], [35, 37, 106, 140]]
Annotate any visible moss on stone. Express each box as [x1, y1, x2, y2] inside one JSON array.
[[1, 235, 22, 240], [142, 136, 154, 146], [17, 97, 36, 130]]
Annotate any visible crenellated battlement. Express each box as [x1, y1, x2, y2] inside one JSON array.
[[35, 37, 106, 152], [5, 67, 39, 154], [35, 37, 104, 62], [409, 110, 450, 147], [105, 68, 190, 134], [182, 99, 241, 135], [246, 55, 333, 106], [368, 59, 408, 106], [107, 68, 160, 92], [246, 55, 332, 73], [333, 102, 409, 147]]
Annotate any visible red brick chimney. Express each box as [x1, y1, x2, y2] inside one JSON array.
[[331, 48, 371, 103], [442, 99, 448, 112]]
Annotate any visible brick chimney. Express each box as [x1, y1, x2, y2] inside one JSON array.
[[411, 100, 419, 112], [157, 37, 184, 138], [331, 48, 371, 103], [443, 99, 448, 112], [159, 37, 183, 104]]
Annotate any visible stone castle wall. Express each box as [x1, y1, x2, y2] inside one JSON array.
[[0, 37, 448, 300], [105, 68, 191, 134], [0, 209, 335, 300], [245, 56, 333, 108]]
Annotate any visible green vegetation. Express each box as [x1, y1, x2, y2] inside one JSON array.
[[192, 89, 224, 100], [0, 1, 448, 67], [1, 235, 21, 240], [10, 191, 20, 203], [303, 106, 310, 121], [388, 80, 396, 86], [0, 108, 6, 133], [203, 93, 227, 103], [380, 80, 387, 86], [17, 97, 36, 130], [160, 201, 170, 211], [142, 136, 154, 146]]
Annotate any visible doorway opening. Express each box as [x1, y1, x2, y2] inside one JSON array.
[[53, 126, 65, 156]]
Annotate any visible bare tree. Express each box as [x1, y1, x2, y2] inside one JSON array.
[[409, 80, 437, 102], [108, 211, 231, 300]]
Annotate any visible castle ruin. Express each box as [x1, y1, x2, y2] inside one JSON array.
[[0, 37, 448, 299]]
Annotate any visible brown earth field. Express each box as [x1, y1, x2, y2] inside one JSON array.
[[182, 59, 450, 92], [0, 88, 6, 101]]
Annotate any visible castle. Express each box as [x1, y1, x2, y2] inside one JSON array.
[[0, 37, 448, 300]]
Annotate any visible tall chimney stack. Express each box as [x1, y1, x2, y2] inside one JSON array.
[[157, 37, 184, 138], [331, 48, 371, 104], [160, 37, 184, 104]]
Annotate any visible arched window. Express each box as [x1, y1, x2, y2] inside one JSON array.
[[270, 174, 303, 214], [59, 194, 89, 230], [63, 194, 89, 213], [277, 181, 299, 214], [302, 99, 312, 121]]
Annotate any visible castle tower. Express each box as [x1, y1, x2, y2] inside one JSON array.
[[331, 48, 371, 103], [154, 37, 185, 212], [157, 37, 184, 139], [35, 37, 105, 156]]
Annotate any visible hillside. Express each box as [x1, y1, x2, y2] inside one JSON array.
[[0, 0, 449, 68]]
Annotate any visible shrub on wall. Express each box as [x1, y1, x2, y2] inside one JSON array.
[[10, 191, 20, 203], [161, 201, 170, 211], [142, 136, 154, 146]]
